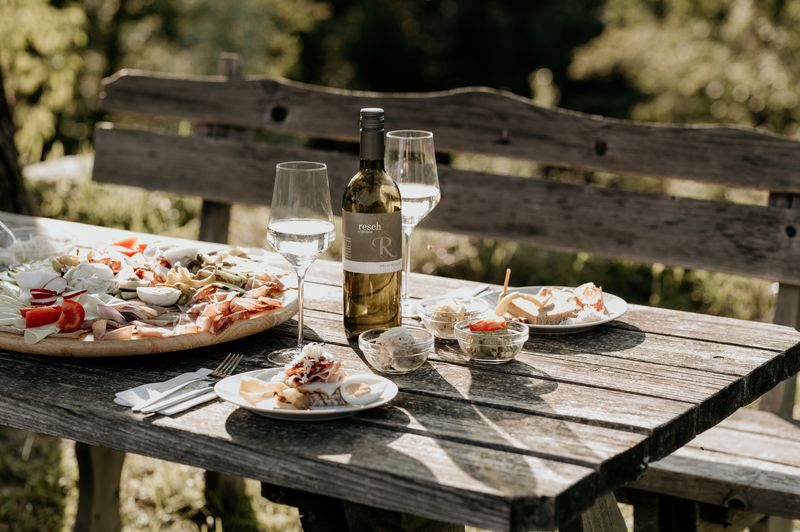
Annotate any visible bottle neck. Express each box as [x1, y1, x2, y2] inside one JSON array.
[[359, 129, 385, 171]]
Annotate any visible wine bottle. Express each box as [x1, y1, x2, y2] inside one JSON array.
[[342, 108, 402, 339]]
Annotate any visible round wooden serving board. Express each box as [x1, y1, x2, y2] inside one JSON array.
[[0, 291, 298, 358]]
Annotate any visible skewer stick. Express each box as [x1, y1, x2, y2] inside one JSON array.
[[499, 268, 511, 303]]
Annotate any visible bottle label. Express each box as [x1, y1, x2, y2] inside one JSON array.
[[342, 211, 402, 274]]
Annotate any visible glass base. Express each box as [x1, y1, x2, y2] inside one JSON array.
[[401, 299, 418, 318], [267, 346, 301, 366]]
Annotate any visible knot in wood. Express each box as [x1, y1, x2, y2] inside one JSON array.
[[594, 139, 607, 156], [724, 494, 747, 510], [496, 128, 510, 145], [271, 105, 288, 123], [786, 225, 796, 238]]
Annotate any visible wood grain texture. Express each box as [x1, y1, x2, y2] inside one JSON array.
[[98, 70, 800, 191], [0, 214, 798, 530], [631, 409, 800, 519], [92, 127, 800, 284], [0, 290, 297, 357], [0, 354, 595, 531]]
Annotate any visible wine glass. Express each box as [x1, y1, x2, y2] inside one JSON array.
[[385, 130, 440, 316], [265, 161, 336, 365]]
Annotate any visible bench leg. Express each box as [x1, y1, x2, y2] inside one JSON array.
[[74, 442, 125, 532], [561, 493, 627, 532], [203, 471, 246, 517], [261, 483, 348, 532]]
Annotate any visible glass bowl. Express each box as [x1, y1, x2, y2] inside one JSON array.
[[454, 319, 529, 364], [416, 296, 489, 339], [0, 225, 74, 266], [358, 327, 434, 374]]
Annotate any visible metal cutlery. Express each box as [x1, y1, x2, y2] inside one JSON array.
[[132, 353, 243, 413]]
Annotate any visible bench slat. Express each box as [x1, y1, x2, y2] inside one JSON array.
[[93, 126, 800, 284], [100, 70, 800, 191], [632, 411, 800, 519]]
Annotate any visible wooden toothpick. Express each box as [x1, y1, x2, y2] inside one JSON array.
[[499, 268, 511, 303]]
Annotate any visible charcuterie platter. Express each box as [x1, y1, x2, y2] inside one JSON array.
[[0, 234, 297, 357]]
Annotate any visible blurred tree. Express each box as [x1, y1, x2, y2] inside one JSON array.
[[0, 66, 33, 214], [0, 0, 86, 163], [295, 0, 606, 99], [570, 0, 800, 135]]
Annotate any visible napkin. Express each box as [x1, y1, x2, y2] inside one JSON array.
[[115, 368, 217, 416]]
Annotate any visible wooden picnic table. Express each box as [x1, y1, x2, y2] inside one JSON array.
[[1, 212, 799, 531]]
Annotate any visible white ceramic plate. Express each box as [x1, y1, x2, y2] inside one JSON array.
[[481, 286, 628, 334], [214, 368, 399, 421]]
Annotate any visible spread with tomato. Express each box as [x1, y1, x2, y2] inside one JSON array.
[[460, 318, 521, 361]]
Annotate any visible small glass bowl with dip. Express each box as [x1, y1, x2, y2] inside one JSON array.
[[359, 326, 434, 374], [454, 318, 529, 364], [416, 296, 489, 339]]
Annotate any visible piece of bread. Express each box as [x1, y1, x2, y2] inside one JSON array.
[[510, 298, 579, 325], [495, 292, 553, 316]]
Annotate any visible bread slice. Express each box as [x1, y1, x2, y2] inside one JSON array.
[[495, 292, 553, 316], [510, 298, 578, 325]]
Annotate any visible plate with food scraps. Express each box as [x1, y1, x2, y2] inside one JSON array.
[[215, 345, 398, 421], [481, 283, 627, 334]]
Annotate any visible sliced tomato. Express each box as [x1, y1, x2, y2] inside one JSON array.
[[56, 300, 85, 333], [469, 319, 508, 332], [112, 236, 138, 249], [24, 306, 63, 328], [19, 306, 51, 317]]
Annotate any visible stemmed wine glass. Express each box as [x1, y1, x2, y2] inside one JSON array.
[[265, 162, 336, 365], [385, 130, 441, 316]]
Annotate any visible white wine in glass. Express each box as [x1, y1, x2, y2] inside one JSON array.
[[266, 161, 335, 365], [385, 130, 440, 315]]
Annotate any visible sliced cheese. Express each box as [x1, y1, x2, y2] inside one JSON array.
[[24, 324, 59, 344]]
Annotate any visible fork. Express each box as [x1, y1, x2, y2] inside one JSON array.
[[132, 353, 243, 413]]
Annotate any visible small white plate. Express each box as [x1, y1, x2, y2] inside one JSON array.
[[214, 369, 399, 421], [481, 286, 628, 334]]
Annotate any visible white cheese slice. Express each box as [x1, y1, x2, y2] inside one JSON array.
[[24, 324, 59, 344]]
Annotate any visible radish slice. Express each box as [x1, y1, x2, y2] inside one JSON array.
[[30, 288, 57, 296], [62, 289, 87, 300], [15, 270, 60, 290], [31, 297, 57, 306], [43, 276, 68, 294]]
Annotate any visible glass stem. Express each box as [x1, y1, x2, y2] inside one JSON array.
[[402, 225, 414, 304], [296, 269, 307, 349]]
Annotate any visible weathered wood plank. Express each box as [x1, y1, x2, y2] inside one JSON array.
[[632, 445, 800, 519], [0, 359, 596, 531], [99, 70, 800, 192], [717, 408, 800, 442], [92, 127, 800, 283]]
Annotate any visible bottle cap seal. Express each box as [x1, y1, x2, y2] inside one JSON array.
[[360, 108, 384, 131]]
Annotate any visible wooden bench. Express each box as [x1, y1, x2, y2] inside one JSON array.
[[91, 53, 800, 530]]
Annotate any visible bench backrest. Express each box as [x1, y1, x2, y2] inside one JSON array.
[[92, 54, 799, 416]]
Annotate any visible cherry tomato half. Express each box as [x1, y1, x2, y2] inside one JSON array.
[[56, 300, 86, 333], [24, 306, 62, 328]]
